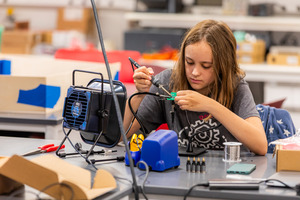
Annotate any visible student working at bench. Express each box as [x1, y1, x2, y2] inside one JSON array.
[[123, 19, 268, 156]]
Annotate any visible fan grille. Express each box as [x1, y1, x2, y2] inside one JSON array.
[[64, 90, 88, 129]]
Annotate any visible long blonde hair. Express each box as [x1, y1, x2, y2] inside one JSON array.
[[170, 19, 245, 109]]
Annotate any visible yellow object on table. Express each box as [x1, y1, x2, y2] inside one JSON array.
[[130, 133, 144, 152]]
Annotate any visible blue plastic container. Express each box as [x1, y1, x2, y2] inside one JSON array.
[[138, 130, 180, 171]]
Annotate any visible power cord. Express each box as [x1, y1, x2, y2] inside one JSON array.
[[259, 179, 298, 190], [8, 188, 37, 200], [183, 182, 209, 200], [183, 179, 300, 200], [37, 182, 74, 200], [136, 160, 150, 200], [127, 91, 170, 135], [8, 182, 74, 200]]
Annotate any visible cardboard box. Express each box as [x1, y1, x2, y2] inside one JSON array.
[[0, 54, 120, 114], [237, 40, 266, 56], [267, 53, 300, 66], [41, 30, 53, 44], [1, 30, 41, 54], [276, 144, 300, 172], [57, 8, 92, 33], [237, 53, 264, 64], [0, 154, 116, 199]]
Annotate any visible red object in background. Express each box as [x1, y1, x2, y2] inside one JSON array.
[[54, 47, 141, 83], [262, 98, 286, 109]]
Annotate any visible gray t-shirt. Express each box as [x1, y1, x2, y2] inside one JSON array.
[[136, 69, 259, 151]]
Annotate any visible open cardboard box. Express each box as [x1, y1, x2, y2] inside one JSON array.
[[0, 154, 117, 199], [0, 54, 120, 114], [275, 144, 300, 172]]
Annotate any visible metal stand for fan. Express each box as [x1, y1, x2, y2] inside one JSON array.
[[55, 69, 110, 164], [55, 127, 106, 164]]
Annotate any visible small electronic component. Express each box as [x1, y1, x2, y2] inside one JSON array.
[[186, 157, 191, 172], [167, 92, 177, 101], [191, 157, 196, 173], [196, 157, 201, 173], [200, 157, 206, 173]]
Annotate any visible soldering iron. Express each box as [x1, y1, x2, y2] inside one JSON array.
[[128, 57, 172, 97]]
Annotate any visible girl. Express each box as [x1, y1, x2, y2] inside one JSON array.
[[123, 19, 267, 155]]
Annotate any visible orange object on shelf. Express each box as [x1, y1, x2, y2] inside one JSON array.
[[142, 45, 179, 61]]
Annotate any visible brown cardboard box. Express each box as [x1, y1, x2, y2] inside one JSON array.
[[237, 40, 266, 56], [0, 174, 23, 194], [41, 30, 53, 44], [1, 30, 41, 54], [237, 53, 265, 64], [276, 144, 300, 172], [0, 154, 116, 199], [267, 53, 300, 66], [0, 54, 120, 114], [57, 8, 92, 33], [237, 40, 266, 64]]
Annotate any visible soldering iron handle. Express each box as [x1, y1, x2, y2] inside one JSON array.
[[129, 57, 141, 68], [129, 57, 160, 87]]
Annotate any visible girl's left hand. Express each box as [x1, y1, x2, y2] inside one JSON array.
[[174, 90, 212, 112]]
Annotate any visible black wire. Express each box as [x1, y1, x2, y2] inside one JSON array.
[[136, 137, 144, 151], [260, 179, 296, 190], [7, 188, 37, 200], [37, 182, 74, 200], [184, 179, 299, 200], [128, 91, 225, 150], [128, 92, 166, 135], [130, 62, 136, 72], [183, 182, 209, 200]]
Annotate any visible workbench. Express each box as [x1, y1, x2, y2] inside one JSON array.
[[0, 135, 299, 200]]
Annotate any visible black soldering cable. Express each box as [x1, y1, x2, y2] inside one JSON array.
[[183, 182, 209, 200], [127, 92, 170, 135], [259, 179, 296, 190]]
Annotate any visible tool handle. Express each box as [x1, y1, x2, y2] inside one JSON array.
[[46, 145, 65, 152], [39, 144, 54, 150], [129, 57, 141, 68]]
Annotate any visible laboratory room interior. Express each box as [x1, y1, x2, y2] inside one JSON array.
[[0, 0, 300, 200]]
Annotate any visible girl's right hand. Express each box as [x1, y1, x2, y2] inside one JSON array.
[[133, 66, 154, 93]]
